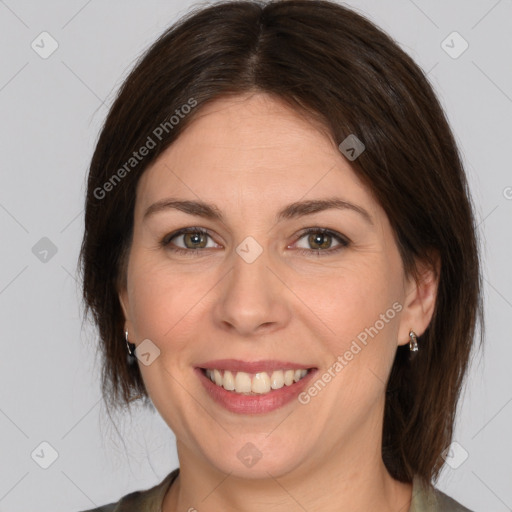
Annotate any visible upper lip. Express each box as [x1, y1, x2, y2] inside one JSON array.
[[197, 359, 315, 373]]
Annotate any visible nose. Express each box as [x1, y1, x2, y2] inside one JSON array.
[[213, 243, 292, 338]]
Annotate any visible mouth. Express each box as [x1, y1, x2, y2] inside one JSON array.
[[195, 360, 317, 414], [200, 367, 310, 395]]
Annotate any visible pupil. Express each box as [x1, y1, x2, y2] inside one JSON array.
[[310, 232, 330, 249], [187, 232, 204, 248]]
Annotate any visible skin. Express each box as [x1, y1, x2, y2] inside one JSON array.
[[119, 92, 439, 512]]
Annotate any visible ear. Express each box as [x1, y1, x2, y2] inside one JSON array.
[[397, 250, 441, 346], [118, 286, 135, 338]]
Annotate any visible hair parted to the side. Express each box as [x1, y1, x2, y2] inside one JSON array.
[[78, 0, 484, 486]]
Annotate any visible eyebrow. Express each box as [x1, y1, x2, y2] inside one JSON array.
[[143, 197, 373, 225]]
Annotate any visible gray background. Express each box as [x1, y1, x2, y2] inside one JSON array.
[[0, 1, 511, 511]]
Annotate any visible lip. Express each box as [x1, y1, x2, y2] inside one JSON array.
[[195, 361, 317, 415], [197, 359, 313, 373]]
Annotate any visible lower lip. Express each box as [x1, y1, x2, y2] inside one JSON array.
[[196, 368, 317, 414]]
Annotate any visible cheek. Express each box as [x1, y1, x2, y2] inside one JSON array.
[[125, 255, 206, 434], [126, 253, 201, 347], [299, 258, 403, 410], [302, 258, 400, 345], [297, 265, 401, 413]]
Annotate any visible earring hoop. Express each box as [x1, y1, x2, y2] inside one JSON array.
[[126, 331, 137, 363], [409, 330, 418, 352]]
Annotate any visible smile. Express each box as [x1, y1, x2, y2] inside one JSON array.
[[203, 368, 309, 395], [196, 360, 317, 414]]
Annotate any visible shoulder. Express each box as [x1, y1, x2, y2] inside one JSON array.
[[81, 503, 117, 512], [411, 475, 473, 511], [76, 468, 179, 512], [79, 504, 116, 512], [433, 487, 473, 512]]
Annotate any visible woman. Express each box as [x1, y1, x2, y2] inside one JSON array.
[[79, 0, 483, 510]]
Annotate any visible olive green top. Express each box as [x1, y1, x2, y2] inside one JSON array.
[[79, 468, 473, 511]]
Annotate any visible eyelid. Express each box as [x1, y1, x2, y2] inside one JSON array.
[[291, 227, 350, 253], [161, 227, 218, 247]]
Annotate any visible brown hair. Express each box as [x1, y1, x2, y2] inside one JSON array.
[[79, 0, 484, 485]]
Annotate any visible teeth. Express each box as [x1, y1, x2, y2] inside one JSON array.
[[204, 368, 309, 394], [235, 371, 252, 393], [252, 372, 271, 394], [213, 369, 223, 386], [284, 369, 294, 386], [223, 370, 235, 391], [270, 370, 284, 389]]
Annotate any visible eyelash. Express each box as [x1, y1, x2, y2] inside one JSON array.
[[160, 227, 350, 257]]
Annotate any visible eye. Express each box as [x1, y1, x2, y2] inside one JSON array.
[[160, 227, 218, 256], [292, 228, 350, 256], [160, 226, 350, 258]]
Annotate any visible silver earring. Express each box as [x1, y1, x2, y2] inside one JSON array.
[[409, 330, 418, 352], [126, 331, 137, 364]]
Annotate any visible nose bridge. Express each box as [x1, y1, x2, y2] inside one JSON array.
[[232, 236, 271, 291], [214, 234, 288, 335]]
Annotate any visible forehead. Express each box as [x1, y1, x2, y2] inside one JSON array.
[[135, 93, 379, 221]]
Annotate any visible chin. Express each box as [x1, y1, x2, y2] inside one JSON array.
[[197, 435, 311, 480]]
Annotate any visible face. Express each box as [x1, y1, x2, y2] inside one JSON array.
[[119, 93, 433, 479]]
